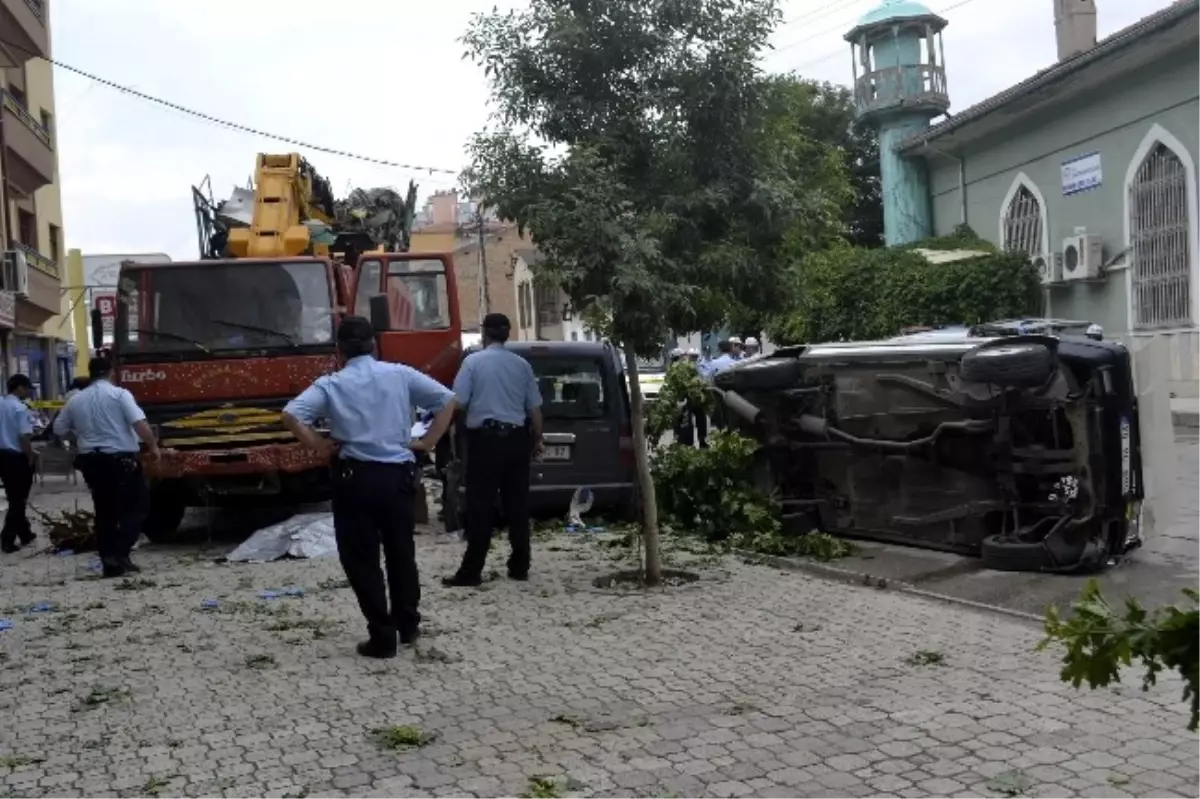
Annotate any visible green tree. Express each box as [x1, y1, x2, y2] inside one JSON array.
[[462, 0, 851, 584], [1040, 581, 1198, 731]]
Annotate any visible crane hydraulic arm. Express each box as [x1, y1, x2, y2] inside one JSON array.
[[226, 154, 334, 258]]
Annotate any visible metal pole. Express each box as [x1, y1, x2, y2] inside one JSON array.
[[477, 211, 489, 321]]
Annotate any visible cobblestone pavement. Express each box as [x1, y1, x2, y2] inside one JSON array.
[[0, 494, 1196, 798]]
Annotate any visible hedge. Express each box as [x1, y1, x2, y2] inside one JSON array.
[[767, 229, 1043, 345]]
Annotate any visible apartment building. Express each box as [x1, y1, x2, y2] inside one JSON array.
[[0, 0, 72, 398], [410, 189, 532, 330]]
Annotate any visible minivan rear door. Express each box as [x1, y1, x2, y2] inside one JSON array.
[[521, 349, 625, 489]]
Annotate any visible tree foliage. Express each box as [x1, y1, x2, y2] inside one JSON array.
[[644, 360, 712, 447], [1040, 581, 1199, 731], [462, 0, 852, 356], [765, 229, 1043, 345]]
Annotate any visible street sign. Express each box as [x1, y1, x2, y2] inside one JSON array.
[[94, 293, 116, 336]]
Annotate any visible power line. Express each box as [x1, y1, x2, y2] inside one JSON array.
[[773, 0, 876, 51], [0, 35, 462, 177], [790, 0, 982, 72]]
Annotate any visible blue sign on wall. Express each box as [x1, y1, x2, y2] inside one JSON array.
[[1062, 151, 1103, 196]]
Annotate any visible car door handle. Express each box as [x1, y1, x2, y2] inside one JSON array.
[[543, 433, 576, 444]]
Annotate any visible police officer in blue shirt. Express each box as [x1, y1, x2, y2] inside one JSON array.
[[0, 374, 37, 553], [53, 358, 161, 576], [282, 316, 457, 658], [443, 312, 543, 587]]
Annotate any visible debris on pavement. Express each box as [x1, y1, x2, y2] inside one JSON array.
[[224, 513, 337, 563], [31, 504, 97, 553]]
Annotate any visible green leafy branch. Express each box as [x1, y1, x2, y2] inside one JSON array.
[[644, 360, 713, 447], [1039, 580, 1198, 731]]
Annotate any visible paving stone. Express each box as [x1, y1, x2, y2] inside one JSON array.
[[0, 488, 1194, 798]]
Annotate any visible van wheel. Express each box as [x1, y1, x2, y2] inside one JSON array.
[[960, 342, 1055, 388], [144, 484, 187, 543]]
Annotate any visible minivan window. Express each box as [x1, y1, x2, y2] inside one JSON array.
[[529, 357, 607, 419]]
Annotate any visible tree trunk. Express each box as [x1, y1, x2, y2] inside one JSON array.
[[622, 347, 662, 587]]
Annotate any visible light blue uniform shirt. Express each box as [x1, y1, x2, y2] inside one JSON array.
[[284, 355, 454, 464], [0, 394, 33, 452], [53, 380, 146, 453], [452, 344, 542, 429], [701, 354, 737, 380]]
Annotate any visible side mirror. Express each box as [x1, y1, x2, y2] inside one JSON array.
[[90, 308, 103, 350], [368, 294, 390, 333]]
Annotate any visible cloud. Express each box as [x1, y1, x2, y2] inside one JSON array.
[[50, 0, 1173, 260]]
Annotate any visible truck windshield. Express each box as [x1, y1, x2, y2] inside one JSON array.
[[116, 261, 334, 355]]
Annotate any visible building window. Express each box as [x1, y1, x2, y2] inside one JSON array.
[[1002, 185, 1044, 258], [570, 331, 579, 341], [39, 109, 52, 139], [17, 209, 36, 248], [47, 223, 60, 263], [1130, 143, 1193, 329]]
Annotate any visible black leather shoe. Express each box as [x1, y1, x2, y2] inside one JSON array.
[[17, 532, 35, 546], [119, 557, 142, 574], [356, 638, 398, 659], [0, 541, 18, 554], [507, 570, 529, 582], [441, 574, 482, 588], [400, 628, 421, 646]]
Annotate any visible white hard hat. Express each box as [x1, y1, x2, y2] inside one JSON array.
[[745, 337, 759, 346], [729, 336, 742, 344], [687, 347, 698, 356], [670, 347, 684, 357]]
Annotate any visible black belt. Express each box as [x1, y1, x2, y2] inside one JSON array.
[[474, 420, 524, 431], [338, 457, 415, 469], [78, 451, 139, 457]]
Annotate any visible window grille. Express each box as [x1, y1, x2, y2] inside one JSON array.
[[1130, 143, 1193, 329], [1002, 186, 1043, 258]]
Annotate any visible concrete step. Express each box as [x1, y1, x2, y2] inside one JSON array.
[[1173, 397, 1199, 431]]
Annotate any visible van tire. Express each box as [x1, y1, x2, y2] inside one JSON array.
[[979, 535, 1051, 572], [960, 342, 1055, 388]]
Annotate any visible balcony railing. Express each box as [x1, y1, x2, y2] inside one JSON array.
[[854, 64, 949, 117], [11, 239, 58, 279], [1, 90, 52, 148]]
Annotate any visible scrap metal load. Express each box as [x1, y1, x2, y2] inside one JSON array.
[[192, 154, 419, 262]]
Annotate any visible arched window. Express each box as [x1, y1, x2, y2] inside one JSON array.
[[1002, 185, 1044, 258], [1130, 143, 1193, 329]]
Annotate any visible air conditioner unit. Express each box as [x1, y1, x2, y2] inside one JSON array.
[[3, 249, 29, 297], [1061, 234, 1103, 281], [1033, 253, 1062, 285]]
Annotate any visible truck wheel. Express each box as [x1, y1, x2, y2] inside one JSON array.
[[144, 485, 187, 543], [442, 462, 464, 533], [715, 358, 801, 393], [960, 342, 1055, 388]]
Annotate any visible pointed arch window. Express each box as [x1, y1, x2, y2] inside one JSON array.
[[1002, 185, 1044, 258], [1130, 143, 1193, 329]]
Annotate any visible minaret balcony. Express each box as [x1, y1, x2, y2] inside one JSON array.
[[854, 63, 950, 118]]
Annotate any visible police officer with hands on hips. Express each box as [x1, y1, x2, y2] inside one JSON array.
[[282, 316, 457, 659], [443, 312, 543, 588], [53, 357, 161, 577], [0, 374, 38, 554]]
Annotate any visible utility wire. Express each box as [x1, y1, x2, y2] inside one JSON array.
[[774, 0, 875, 48], [0, 35, 461, 176], [790, 0, 982, 71]]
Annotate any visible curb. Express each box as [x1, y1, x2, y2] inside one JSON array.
[[734, 549, 1046, 625]]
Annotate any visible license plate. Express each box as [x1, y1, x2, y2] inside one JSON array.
[[1120, 416, 1131, 495], [543, 445, 571, 461]]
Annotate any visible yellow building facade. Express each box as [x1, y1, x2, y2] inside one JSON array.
[[0, 0, 72, 398]]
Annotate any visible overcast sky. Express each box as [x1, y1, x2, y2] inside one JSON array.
[[49, 0, 1170, 262]]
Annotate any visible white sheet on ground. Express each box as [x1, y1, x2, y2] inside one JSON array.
[[226, 416, 432, 563]]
